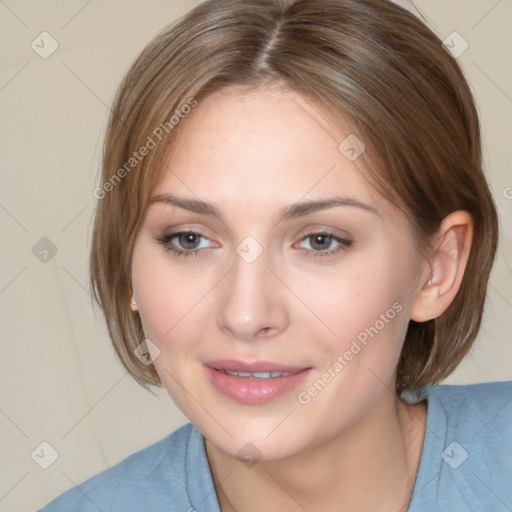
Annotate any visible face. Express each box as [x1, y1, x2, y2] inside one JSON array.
[[130, 87, 426, 461]]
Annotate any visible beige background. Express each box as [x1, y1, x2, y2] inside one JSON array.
[[0, 1, 510, 510]]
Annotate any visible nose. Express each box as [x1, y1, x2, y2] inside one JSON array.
[[215, 254, 289, 342]]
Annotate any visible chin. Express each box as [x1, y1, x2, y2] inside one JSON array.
[[200, 409, 325, 461]]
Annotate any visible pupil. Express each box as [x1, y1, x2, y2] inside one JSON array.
[[179, 232, 199, 249], [311, 234, 331, 251]]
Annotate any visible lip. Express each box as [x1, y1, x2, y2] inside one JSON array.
[[204, 359, 312, 404]]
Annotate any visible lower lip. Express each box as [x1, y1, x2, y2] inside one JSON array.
[[205, 366, 311, 404]]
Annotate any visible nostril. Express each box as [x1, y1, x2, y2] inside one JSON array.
[[255, 326, 276, 338]]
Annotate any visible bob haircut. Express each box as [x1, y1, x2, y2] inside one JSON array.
[[90, 0, 499, 394]]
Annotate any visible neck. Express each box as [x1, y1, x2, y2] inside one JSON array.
[[206, 392, 427, 512]]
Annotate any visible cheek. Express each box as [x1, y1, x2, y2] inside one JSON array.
[[131, 244, 211, 346], [290, 266, 410, 425], [289, 250, 414, 396], [293, 259, 404, 342]]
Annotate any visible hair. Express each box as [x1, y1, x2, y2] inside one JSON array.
[[89, 0, 499, 394]]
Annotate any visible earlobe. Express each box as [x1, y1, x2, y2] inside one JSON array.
[[410, 211, 473, 322], [130, 296, 138, 312]]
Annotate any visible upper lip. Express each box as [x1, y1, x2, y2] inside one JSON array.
[[204, 359, 310, 373]]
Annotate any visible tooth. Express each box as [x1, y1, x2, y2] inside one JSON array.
[[221, 369, 299, 379], [252, 372, 272, 379]]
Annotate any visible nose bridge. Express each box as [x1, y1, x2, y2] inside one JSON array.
[[215, 250, 287, 341]]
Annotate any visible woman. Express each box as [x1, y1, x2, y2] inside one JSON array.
[[39, 0, 511, 510]]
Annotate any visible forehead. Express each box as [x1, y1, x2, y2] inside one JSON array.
[[154, 87, 385, 216]]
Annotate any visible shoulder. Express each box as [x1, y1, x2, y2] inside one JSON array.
[[427, 379, 512, 402], [37, 423, 196, 512], [425, 380, 512, 430], [409, 381, 512, 512], [422, 380, 512, 466]]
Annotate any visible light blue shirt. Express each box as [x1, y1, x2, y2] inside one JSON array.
[[37, 381, 512, 511]]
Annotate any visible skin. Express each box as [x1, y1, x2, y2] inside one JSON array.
[[130, 86, 473, 511]]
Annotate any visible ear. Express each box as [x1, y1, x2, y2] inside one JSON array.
[[130, 295, 138, 312], [410, 210, 473, 322]]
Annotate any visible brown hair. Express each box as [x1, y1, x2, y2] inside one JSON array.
[[89, 0, 499, 394]]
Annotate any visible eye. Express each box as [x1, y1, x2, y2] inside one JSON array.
[[295, 231, 352, 258], [156, 230, 216, 256]]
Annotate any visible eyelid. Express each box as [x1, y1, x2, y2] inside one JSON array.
[[156, 229, 219, 257], [155, 226, 353, 261], [156, 222, 218, 242], [294, 225, 353, 244], [299, 232, 351, 246], [292, 229, 353, 259]]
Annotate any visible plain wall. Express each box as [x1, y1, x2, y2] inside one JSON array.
[[0, 1, 510, 510]]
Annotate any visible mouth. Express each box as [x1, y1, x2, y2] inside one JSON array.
[[217, 369, 301, 379], [204, 359, 312, 404]]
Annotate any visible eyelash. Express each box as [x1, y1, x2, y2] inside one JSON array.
[[156, 231, 214, 259], [295, 230, 353, 259], [156, 230, 353, 260]]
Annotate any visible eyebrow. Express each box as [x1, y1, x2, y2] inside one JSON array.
[[150, 193, 221, 217], [149, 194, 379, 220], [281, 197, 379, 219]]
